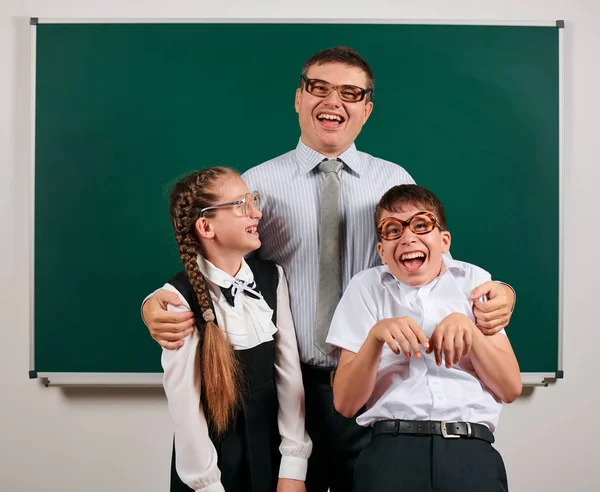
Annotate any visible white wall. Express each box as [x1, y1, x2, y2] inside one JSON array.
[[1, 1, 599, 491]]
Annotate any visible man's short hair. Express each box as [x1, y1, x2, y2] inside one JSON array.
[[301, 46, 375, 102], [375, 184, 448, 230]]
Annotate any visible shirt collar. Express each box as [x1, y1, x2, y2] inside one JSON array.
[[196, 255, 254, 289], [379, 255, 466, 286], [294, 138, 362, 176], [442, 256, 467, 274]]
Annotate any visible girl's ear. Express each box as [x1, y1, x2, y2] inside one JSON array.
[[195, 217, 215, 240]]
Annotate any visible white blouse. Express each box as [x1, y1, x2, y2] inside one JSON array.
[[161, 257, 312, 492]]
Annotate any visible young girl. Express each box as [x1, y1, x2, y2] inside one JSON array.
[[162, 167, 311, 492]]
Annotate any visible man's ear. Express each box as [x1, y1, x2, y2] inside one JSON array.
[[195, 217, 215, 240], [295, 88, 302, 114], [363, 100, 374, 123], [376, 241, 387, 264], [441, 230, 451, 254]]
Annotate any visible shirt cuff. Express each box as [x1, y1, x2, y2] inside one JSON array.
[[195, 482, 226, 492], [279, 455, 308, 481]]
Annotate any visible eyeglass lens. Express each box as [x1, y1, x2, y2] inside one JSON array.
[[379, 214, 436, 240], [306, 79, 365, 102], [244, 192, 260, 216]]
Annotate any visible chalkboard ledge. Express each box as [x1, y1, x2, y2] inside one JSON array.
[[36, 372, 163, 387], [34, 372, 559, 387], [520, 372, 562, 387]]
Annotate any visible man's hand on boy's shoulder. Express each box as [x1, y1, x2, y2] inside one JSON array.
[[368, 317, 429, 360], [427, 313, 476, 368], [469, 281, 515, 335]]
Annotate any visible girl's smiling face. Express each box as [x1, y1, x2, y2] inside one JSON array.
[[197, 174, 262, 259]]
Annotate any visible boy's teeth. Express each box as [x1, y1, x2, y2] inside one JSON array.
[[401, 252, 425, 260]]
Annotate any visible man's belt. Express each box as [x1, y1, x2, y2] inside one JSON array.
[[372, 419, 494, 444], [300, 363, 336, 387]]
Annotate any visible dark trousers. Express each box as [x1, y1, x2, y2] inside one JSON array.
[[353, 433, 509, 492], [302, 364, 371, 492]]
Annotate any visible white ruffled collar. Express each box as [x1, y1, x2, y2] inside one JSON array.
[[195, 255, 277, 349]]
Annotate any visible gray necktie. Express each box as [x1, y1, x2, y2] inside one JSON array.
[[314, 158, 344, 355]]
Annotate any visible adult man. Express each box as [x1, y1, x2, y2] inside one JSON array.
[[143, 47, 515, 492]]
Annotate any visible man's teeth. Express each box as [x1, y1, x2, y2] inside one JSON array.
[[318, 114, 342, 122], [401, 252, 425, 260]]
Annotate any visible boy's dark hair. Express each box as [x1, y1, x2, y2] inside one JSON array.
[[375, 184, 447, 231], [300, 46, 375, 102]]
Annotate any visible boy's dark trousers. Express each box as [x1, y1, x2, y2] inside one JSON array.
[[301, 364, 371, 492], [353, 431, 509, 492]]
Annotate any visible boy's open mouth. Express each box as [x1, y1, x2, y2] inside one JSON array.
[[400, 251, 426, 272]]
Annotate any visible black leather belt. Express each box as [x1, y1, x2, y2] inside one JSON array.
[[300, 363, 336, 387], [372, 420, 494, 444]]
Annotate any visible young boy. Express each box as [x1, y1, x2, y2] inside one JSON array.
[[326, 184, 522, 492]]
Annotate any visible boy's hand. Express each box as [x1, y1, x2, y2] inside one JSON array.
[[427, 313, 476, 367], [277, 478, 306, 492], [368, 317, 429, 359], [142, 289, 195, 349], [470, 281, 514, 335]]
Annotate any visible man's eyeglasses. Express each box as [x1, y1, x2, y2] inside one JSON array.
[[300, 75, 373, 103], [199, 191, 261, 218], [377, 212, 443, 241]]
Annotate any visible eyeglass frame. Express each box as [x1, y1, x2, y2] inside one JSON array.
[[376, 211, 444, 241], [300, 74, 373, 103], [199, 191, 261, 218]]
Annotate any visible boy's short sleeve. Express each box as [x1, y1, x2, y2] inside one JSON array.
[[326, 270, 380, 354]]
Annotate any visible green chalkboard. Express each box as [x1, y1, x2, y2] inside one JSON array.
[[32, 21, 561, 380]]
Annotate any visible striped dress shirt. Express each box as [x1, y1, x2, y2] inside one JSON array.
[[242, 139, 415, 367]]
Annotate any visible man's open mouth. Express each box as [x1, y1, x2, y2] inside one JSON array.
[[316, 112, 345, 124]]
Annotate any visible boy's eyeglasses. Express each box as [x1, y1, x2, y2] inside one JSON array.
[[300, 75, 373, 103], [199, 191, 261, 218], [377, 212, 443, 241]]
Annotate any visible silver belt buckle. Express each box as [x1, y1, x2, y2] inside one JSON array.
[[441, 420, 460, 439]]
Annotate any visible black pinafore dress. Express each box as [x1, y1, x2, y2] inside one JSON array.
[[168, 259, 281, 492]]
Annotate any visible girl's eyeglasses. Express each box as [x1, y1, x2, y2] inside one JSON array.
[[199, 191, 261, 218]]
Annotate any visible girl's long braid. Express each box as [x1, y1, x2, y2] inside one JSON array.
[[169, 167, 242, 435]]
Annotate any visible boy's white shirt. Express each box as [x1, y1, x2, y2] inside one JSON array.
[[326, 256, 506, 431], [161, 257, 312, 492]]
